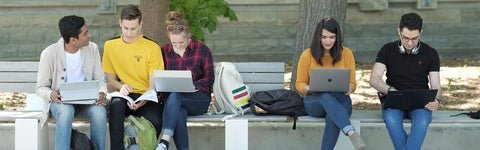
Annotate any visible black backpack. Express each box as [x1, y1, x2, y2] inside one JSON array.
[[71, 129, 93, 150], [450, 110, 480, 119], [249, 89, 307, 130]]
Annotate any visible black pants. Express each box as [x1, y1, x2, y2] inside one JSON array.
[[108, 93, 164, 150]]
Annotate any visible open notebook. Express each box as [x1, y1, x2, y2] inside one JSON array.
[[154, 70, 196, 92], [59, 80, 99, 104]]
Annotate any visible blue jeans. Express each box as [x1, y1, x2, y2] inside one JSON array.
[[162, 92, 211, 150], [108, 93, 164, 150], [382, 108, 432, 150], [303, 92, 354, 150], [50, 103, 107, 150]]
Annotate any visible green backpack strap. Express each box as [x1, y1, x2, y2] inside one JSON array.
[[128, 115, 146, 131], [124, 115, 158, 150]]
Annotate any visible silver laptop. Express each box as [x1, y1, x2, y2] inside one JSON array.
[[308, 68, 351, 92], [154, 70, 196, 92], [59, 80, 99, 103]]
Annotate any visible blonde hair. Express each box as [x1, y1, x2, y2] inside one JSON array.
[[166, 11, 190, 36]]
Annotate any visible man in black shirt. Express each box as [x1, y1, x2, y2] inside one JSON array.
[[369, 12, 442, 150]]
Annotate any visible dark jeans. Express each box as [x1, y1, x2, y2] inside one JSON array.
[[108, 93, 164, 150], [162, 92, 211, 150]]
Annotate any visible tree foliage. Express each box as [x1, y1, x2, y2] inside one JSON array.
[[170, 0, 238, 41]]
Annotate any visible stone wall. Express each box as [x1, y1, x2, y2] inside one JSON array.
[[0, 0, 479, 62]]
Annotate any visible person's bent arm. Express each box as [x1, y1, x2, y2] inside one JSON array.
[[105, 73, 121, 91], [369, 62, 392, 94], [425, 71, 441, 111], [147, 75, 156, 91], [105, 73, 133, 96], [129, 75, 156, 110], [428, 71, 442, 99]]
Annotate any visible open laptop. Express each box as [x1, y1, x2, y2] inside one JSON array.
[[309, 68, 351, 92], [154, 70, 196, 92], [382, 89, 438, 110], [59, 80, 99, 104]]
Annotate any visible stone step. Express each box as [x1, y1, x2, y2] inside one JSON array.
[[1, 120, 479, 150]]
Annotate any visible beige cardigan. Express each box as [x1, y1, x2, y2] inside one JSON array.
[[35, 38, 107, 125]]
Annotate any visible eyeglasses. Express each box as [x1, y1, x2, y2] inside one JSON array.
[[167, 25, 188, 32], [400, 34, 420, 43]]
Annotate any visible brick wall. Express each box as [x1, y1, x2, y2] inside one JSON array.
[[0, 0, 479, 62]]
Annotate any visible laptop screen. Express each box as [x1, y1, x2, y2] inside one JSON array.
[[153, 70, 196, 92], [308, 68, 351, 92], [59, 80, 99, 101], [383, 89, 438, 110]]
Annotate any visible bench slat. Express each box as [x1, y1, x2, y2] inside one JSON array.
[[240, 73, 284, 83], [0, 111, 43, 121], [0, 62, 38, 71], [232, 62, 284, 73], [0, 83, 37, 93], [0, 72, 37, 82], [246, 84, 284, 93], [187, 114, 288, 122]]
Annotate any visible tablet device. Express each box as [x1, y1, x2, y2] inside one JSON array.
[[59, 81, 99, 104]]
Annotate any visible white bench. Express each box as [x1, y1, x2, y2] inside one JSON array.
[[5, 61, 478, 149], [298, 110, 480, 149], [0, 61, 286, 150], [189, 62, 286, 150], [0, 61, 48, 150]]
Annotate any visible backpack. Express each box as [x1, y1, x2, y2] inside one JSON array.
[[124, 115, 158, 150], [249, 89, 307, 129], [450, 110, 480, 119], [212, 62, 251, 119], [70, 129, 93, 150]]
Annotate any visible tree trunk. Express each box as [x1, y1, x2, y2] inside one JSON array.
[[290, 0, 347, 91], [139, 0, 169, 46]]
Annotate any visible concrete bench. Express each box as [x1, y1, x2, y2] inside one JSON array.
[[187, 62, 286, 150], [0, 61, 286, 150], [3, 61, 480, 149], [0, 61, 48, 150], [298, 110, 480, 150]]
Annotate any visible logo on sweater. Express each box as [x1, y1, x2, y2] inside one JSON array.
[[134, 56, 142, 62]]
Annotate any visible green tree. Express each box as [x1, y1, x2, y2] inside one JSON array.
[[170, 0, 238, 41]]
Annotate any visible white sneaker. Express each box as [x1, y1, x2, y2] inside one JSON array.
[[155, 143, 168, 150]]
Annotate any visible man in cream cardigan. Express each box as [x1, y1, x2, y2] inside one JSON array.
[[36, 15, 107, 150]]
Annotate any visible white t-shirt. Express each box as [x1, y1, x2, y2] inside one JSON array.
[[65, 49, 86, 82]]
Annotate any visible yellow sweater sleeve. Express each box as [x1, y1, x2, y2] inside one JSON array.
[[295, 47, 357, 95], [295, 49, 312, 95]]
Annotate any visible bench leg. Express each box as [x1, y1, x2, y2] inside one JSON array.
[[225, 119, 248, 150], [15, 118, 49, 150], [335, 120, 361, 150]]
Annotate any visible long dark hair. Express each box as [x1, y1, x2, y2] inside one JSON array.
[[309, 17, 343, 66]]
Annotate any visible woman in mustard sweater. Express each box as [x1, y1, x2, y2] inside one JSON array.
[[295, 17, 366, 150]]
